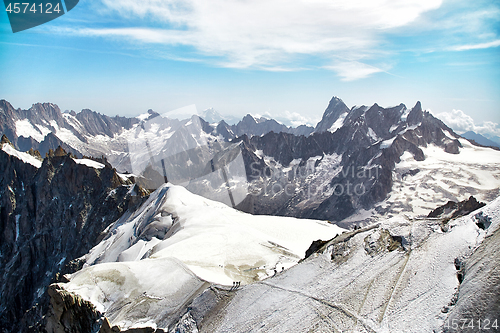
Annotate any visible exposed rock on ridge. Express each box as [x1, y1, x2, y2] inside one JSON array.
[[0, 146, 147, 332]]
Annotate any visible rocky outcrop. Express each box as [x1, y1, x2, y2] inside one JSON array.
[[45, 284, 102, 333], [428, 196, 486, 219], [0, 147, 147, 332], [232, 115, 289, 138]]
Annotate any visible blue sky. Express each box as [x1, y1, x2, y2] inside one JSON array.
[[0, 0, 499, 135]]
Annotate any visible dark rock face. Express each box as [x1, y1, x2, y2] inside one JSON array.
[[304, 239, 329, 259], [428, 196, 486, 219], [232, 115, 288, 138], [17, 133, 82, 158], [0, 148, 146, 332], [0, 100, 23, 144]]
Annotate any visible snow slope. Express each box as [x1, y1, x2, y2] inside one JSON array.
[[1, 143, 43, 168], [200, 196, 500, 333], [58, 184, 345, 330]]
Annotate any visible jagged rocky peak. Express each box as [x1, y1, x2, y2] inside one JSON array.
[[314, 96, 350, 133], [54, 146, 67, 157], [428, 196, 486, 220], [27, 147, 43, 159], [241, 114, 258, 125], [75, 108, 139, 137], [231, 114, 290, 137], [406, 100, 423, 125], [363, 103, 406, 136], [28, 102, 64, 122], [215, 120, 236, 140]]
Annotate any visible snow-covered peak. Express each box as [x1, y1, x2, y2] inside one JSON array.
[[200, 108, 223, 123]]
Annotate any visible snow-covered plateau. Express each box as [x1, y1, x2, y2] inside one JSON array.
[[49, 183, 345, 331]]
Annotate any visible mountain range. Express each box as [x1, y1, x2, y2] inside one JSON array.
[[460, 131, 500, 148], [0, 96, 499, 332], [2, 97, 498, 222]]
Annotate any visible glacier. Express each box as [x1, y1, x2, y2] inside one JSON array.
[[51, 183, 345, 331]]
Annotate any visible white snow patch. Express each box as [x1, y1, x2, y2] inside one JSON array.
[[384, 143, 500, 216], [35, 124, 52, 138], [117, 173, 137, 182], [206, 198, 500, 333], [400, 107, 410, 121], [1, 143, 43, 168], [62, 113, 84, 132], [381, 136, 397, 149], [328, 112, 347, 133], [60, 184, 346, 330], [367, 127, 379, 141], [73, 158, 105, 169], [443, 130, 456, 140], [254, 150, 264, 159], [15, 119, 45, 142], [136, 113, 151, 121]]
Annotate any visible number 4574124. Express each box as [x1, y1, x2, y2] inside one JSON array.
[[5, 2, 61, 14], [444, 318, 498, 330]]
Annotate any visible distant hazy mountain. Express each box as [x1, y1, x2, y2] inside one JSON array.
[[200, 108, 240, 125], [483, 132, 500, 145], [461, 131, 500, 148]]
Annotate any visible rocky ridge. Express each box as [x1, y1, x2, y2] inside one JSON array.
[[0, 141, 147, 332]]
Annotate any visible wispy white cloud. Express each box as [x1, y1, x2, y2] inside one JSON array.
[[324, 61, 386, 81], [435, 109, 500, 136], [451, 39, 500, 51], [64, 0, 443, 79]]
